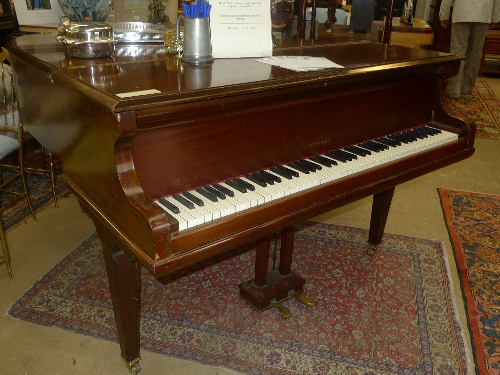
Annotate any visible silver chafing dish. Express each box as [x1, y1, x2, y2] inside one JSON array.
[[57, 18, 119, 58]]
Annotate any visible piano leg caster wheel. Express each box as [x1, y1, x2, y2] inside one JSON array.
[[126, 359, 141, 374], [367, 243, 378, 257]]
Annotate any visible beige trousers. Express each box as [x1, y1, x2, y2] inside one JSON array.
[[447, 22, 489, 98]]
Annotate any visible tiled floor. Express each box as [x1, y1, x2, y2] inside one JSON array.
[[1, 74, 499, 374]]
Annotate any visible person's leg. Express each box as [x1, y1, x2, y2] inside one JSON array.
[[461, 23, 489, 95], [447, 22, 471, 99]]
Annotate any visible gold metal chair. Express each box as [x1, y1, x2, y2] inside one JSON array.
[[0, 47, 57, 280]]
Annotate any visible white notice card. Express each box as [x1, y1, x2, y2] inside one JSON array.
[[209, 0, 273, 58]]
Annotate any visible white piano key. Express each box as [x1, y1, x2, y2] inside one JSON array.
[[163, 196, 200, 228], [155, 199, 191, 231]]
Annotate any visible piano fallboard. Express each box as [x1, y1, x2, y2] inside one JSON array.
[[8, 35, 474, 277]]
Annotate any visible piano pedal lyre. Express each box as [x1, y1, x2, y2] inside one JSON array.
[[239, 228, 316, 319], [289, 289, 316, 307], [270, 299, 292, 319]]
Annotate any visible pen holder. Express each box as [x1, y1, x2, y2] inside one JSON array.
[[176, 16, 214, 64]]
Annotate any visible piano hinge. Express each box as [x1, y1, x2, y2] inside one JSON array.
[[431, 110, 435, 121]]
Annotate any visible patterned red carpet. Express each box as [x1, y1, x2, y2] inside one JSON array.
[[447, 79, 500, 140], [1, 171, 69, 232], [9, 222, 472, 374], [438, 189, 500, 375]]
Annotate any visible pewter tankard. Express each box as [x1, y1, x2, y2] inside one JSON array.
[[176, 16, 214, 64]]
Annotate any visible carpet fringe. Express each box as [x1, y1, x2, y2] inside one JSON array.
[[438, 237, 477, 375]]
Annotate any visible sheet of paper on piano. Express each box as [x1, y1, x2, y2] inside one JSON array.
[[116, 89, 161, 98], [209, 0, 273, 58], [256, 56, 345, 71]]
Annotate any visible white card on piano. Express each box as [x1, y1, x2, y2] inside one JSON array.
[[209, 0, 273, 58]]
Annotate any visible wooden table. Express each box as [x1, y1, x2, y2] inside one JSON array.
[[480, 29, 500, 76], [388, 17, 434, 49]]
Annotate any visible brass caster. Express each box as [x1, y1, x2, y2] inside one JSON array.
[[126, 358, 141, 374], [367, 243, 378, 256], [290, 290, 316, 307], [270, 299, 292, 319]]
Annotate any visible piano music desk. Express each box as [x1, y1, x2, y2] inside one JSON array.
[[7, 35, 475, 374]]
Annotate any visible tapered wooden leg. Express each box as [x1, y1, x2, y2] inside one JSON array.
[[368, 187, 395, 256], [85, 206, 142, 374]]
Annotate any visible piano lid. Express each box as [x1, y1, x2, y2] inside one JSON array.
[[10, 34, 458, 102]]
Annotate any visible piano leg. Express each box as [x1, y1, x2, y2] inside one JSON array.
[[368, 187, 395, 256], [238, 228, 314, 318], [90, 214, 142, 374]]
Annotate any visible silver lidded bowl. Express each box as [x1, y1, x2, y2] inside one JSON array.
[[57, 17, 119, 58]]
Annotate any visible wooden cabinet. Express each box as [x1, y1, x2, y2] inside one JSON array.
[[480, 29, 500, 76]]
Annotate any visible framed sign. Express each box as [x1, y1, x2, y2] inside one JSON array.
[[12, 0, 65, 26], [114, 0, 150, 22]]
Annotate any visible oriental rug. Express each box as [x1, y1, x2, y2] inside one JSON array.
[[438, 188, 500, 375], [447, 79, 500, 140], [1, 171, 69, 232], [8, 222, 473, 375]]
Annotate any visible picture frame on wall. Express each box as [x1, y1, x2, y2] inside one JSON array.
[[12, 0, 65, 27], [114, 0, 150, 23]]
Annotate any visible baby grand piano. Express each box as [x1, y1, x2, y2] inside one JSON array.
[[8, 34, 474, 373]]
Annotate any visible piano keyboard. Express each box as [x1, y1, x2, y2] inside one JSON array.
[[155, 126, 458, 231]]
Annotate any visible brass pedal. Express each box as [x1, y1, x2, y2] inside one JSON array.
[[290, 290, 316, 307], [270, 299, 292, 319]]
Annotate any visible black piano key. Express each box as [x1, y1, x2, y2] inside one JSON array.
[[225, 179, 247, 193], [309, 155, 333, 167], [388, 133, 415, 143], [213, 183, 235, 197], [256, 171, 276, 184], [173, 193, 195, 209], [325, 151, 349, 163], [205, 185, 226, 199], [311, 155, 338, 167], [183, 191, 204, 206], [375, 137, 400, 147], [235, 177, 255, 191], [419, 125, 440, 135], [335, 149, 357, 160], [159, 197, 180, 214], [287, 161, 310, 174], [270, 166, 293, 179], [245, 173, 267, 187], [278, 165, 299, 177], [399, 130, 419, 141], [295, 160, 316, 173], [260, 170, 281, 183], [345, 145, 371, 156], [358, 141, 387, 152], [407, 128, 427, 139], [300, 159, 322, 171], [196, 187, 218, 202]]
